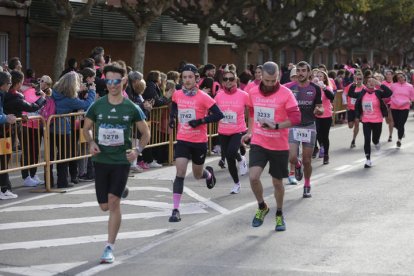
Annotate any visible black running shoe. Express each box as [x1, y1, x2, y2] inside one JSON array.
[[397, 141, 401, 148], [218, 159, 226, 169], [169, 209, 181, 222], [295, 159, 303, 181], [312, 147, 319, 159], [303, 186, 312, 198], [121, 186, 129, 199], [205, 166, 216, 189]]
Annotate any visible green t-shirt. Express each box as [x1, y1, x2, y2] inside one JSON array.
[[85, 96, 146, 164]]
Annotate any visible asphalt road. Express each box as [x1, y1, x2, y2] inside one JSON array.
[[1, 117, 414, 276]]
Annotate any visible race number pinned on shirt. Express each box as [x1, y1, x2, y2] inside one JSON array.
[[254, 106, 274, 123], [362, 101, 373, 113], [350, 98, 357, 105], [98, 127, 124, 146], [178, 108, 196, 124], [293, 128, 312, 143], [222, 111, 237, 124]]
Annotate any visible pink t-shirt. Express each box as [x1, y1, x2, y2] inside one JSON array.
[[381, 81, 393, 104], [244, 79, 260, 93], [172, 89, 216, 143], [344, 83, 364, 110], [23, 88, 41, 128], [215, 88, 249, 135], [248, 85, 298, 150], [315, 87, 333, 118], [390, 82, 414, 110], [361, 92, 383, 123]]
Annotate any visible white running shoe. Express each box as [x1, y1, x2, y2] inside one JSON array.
[[147, 161, 162, 168], [374, 143, 380, 151], [23, 176, 38, 187], [32, 175, 45, 185], [364, 159, 372, 168], [287, 175, 298, 185], [130, 165, 143, 173], [239, 156, 248, 176], [230, 184, 241, 194], [0, 190, 18, 199]]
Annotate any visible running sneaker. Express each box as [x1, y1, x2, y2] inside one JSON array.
[[205, 166, 216, 189], [287, 175, 298, 185], [100, 246, 114, 264], [218, 159, 226, 169], [147, 160, 162, 168], [130, 165, 143, 173], [364, 159, 372, 168], [23, 176, 38, 187], [137, 161, 150, 169], [32, 175, 45, 185], [318, 146, 324, 158], [121, 186, 129, 199], [275, 215, 286, 231], [230, 183, 240, 194], [303, 186, 312, 198], [238, 156, 248, 176], [295, 159, 303, 181], [396, 141, 401, 148], [169, 208, 181, 222], [323, 155, 329, 165], [252, 206, 269, 227], [79, 174, 95, 182], [388, 136, 392, 142], [312, 147, 319, 158], [350, 141, 356, 148], [374, 143, 380, 151], [1, 190, 18, 199]]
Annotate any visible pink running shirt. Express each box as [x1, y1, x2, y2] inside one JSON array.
[[344, 83, 364, 110], [315, 87, 333, 118], [390, 82, 414, 110], [215, 88, 249, 135], [248, 85, 298, 150], [172, 89, 216, 143], [361, 92, 383, 123]]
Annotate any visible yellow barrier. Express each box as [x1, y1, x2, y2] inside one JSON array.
[[332, 90, 347, 126]]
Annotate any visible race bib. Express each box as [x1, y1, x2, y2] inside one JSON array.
[[362, 101, 373, 112], [178, 108, 196, 124], [350, 98, 357, 105], [222, 111, 237, 124], [293, 128, 312, 143], [254, 106, 275, 123], [98, 128, 124, 146]]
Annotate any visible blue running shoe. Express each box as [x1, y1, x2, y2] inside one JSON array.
[[275, 215, 286, 231], [287, 175, 298, 185], [252, 206, 269, 227], [100, 246, 114, 264]]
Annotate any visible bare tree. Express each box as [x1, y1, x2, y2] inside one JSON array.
[[106, 0, 173, 72], [0, 0, 31, 9], [168, 0, 233, 65], [47, 0, 96, 80]]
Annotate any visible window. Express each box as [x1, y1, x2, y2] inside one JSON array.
[[280, 50, 286, 67], [0, 33, 8, 67]]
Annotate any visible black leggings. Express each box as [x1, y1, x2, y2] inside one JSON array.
[[219, 133, 243, 184], [363, 122, 382, 160], [21, 126, 43, 179], [391, 109, 409, 140], [316, 117, 332, 155]]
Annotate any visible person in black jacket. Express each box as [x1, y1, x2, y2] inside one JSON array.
[[348, 76, 392, 168]]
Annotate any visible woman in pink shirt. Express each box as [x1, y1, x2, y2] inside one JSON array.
[[215, 67, 250, 194], [390, 71, 414, 148], [244, 65, 262, 93], [314, 70, 335, 164], [348, 76, 392, 168], [381, 70, 394, 142]]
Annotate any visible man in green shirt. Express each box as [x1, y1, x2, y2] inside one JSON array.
[[83, 63, 150, 264]]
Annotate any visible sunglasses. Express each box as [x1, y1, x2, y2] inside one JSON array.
[[223, 77, 235, 82], [104, 79, 122, 86]]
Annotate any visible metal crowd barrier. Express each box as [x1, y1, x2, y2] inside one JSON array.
[[332, 89, 347, 126]]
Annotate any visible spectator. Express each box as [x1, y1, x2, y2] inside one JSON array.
[[8, 57, 22, 72], [60, 58, 78, 78], [167, 70, 181, 90]]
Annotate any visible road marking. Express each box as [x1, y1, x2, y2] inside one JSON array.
[[311, 173, 326, 180], [334, 165, 352, 171], [184, 187, 230, 214], [69, 186, 171, 194], [0, 205, 208, 230], [0, 262, 88, 276], [0, 229, 168, 251]]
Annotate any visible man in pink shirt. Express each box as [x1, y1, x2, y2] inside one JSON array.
[[215, 66, 250, 194], [241, 61, 300, 232], [168, 64, 224, 222], [390, 71, 414, 148]]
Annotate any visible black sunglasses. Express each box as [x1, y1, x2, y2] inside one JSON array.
[[223, 77, 235, 82]]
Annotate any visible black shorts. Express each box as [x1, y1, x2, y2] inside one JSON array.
[[347, 109, 356, 122], [249, 144, 289, 179], [94, 162, 130, 203], [174, 140, 207, 165]]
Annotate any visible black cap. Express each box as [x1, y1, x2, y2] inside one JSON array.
[[182, 63, 198, 75]]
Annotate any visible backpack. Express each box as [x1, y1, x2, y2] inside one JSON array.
[[39, 96, 56, 121]]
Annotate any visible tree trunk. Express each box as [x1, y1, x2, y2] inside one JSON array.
[[199, 25, 209, 65], [302, 49, 313, 64], [131, 26, 148, 73], [327, 48, 334, 69], [53, 20, 71, 81], [236, 43, 248, 72]]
